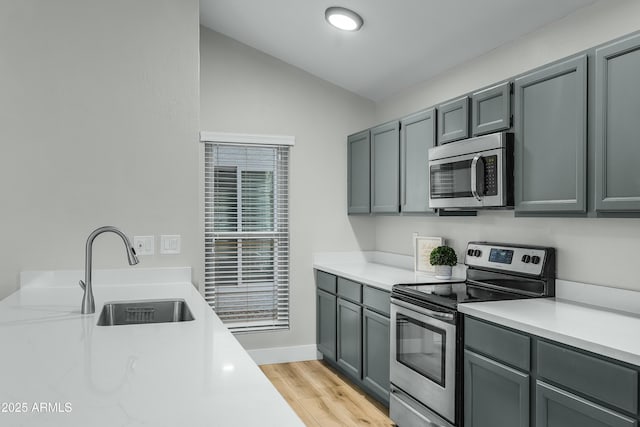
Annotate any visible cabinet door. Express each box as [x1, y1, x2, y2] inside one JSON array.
[[337, 298, 362, 379], [438, 96, 470, 144], [362, 309, 390, 404], [400, 109, 436, 213], [316, 290, 336, 361], [595, 33, 640, 212], [371, 121, 400, 213], [347, 130, 371, 214], [536, 382, 636, 427], [464, 350, 529, 427], [514, 55, 587, 214], [472, 82, 512, 136]]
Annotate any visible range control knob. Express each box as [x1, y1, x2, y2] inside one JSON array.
[[467, 249, 474, 256], [531, 255, 541, 264], [521, 255, 531, 263], [473, 249, 482, 257]]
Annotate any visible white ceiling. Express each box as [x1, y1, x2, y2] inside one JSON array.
[[200, 0, 597, 101]]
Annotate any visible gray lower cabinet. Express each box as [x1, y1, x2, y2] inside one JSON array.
[[347, 130, 371, 214], [465, 316, 640, 427], [595, 33, 640, 212], [514, 55, 587, 214], [400, 108, 436, 213], [471, 82, 512, 136], [316, 270, 391, 406], [316, 289, 336, 361], [536, 382, 636, 427], [438, 96, 470, 144], [464, 349, 530, 427], [371, 121, 400, 213], [362, 308, 390, 403], [337, 297, 362, 379]]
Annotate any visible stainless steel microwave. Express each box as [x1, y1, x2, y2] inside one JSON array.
[[428, 132, 514, 209]]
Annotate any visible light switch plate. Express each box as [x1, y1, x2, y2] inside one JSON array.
[[160, 235, 181, 255], [133, 236, 155, 256]]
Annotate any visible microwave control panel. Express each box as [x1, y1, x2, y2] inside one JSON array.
[[483, 155, 498, 196]]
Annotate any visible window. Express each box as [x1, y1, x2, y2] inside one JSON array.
[[203, 138, 290, 333]]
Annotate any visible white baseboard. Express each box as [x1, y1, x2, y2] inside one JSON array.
[[247, 344, 320, 365]]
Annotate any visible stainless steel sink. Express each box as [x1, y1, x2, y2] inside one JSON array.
[[96, 299, 195, 326]]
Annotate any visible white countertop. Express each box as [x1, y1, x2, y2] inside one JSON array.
[[460, 289, 640, 367], [0, 268, 303, 427], [314, 252, 640, 367], [313, 251, 465, 292]]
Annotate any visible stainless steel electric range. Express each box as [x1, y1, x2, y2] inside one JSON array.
[[389, 242, 556, 427]]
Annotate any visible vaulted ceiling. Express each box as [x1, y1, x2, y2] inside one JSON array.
[[200, 0, 598, 101]]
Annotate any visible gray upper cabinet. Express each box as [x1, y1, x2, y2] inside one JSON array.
[[347, 130, 370, 214], [472, 82, 512, 136], [400, 109, 436, 213], [438, 96, 470, 144], [370, 121, 400, 213], [595, 33, 640, 212], [514, 55, 588, 214]]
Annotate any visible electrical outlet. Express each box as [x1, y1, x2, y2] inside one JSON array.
[[160, 235, 181, 255], [133, 236, 155, 256]]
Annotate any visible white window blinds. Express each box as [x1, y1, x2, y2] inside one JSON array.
[[204, 142, 290, 332]]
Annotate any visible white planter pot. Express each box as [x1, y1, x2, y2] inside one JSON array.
[[434, 265, 453, 280]]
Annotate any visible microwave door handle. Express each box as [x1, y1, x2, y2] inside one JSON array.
[[471, 155, 485, 201]]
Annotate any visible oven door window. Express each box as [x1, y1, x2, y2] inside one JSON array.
[[396, 313, 446, 386], [430, 160, 472, 199]]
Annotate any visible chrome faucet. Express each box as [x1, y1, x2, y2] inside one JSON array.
[[79, 226, 140, 314]]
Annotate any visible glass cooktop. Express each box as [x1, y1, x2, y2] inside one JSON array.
[[392, 281, 529, 310]]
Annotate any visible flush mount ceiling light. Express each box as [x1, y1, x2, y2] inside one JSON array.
[[325, 7, 363, 32]]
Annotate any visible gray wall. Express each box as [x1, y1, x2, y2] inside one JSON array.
[[199, 27, 376, 350], [0, 0, 200, 299], [374, 0, 640, 291]]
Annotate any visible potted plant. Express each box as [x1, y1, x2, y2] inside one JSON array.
[[430, 246, 457, 279]]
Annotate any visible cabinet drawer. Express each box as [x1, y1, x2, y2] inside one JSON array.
[[337, 277, 362, 303], [537, 340, 638, 414], [316, 270, 336, 294], [363, 286, 390, 316], [464, 317, 530, 371], [536, 381, 637, 427]]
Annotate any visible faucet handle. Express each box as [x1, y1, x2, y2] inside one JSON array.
[[79, 280, 86, 291]]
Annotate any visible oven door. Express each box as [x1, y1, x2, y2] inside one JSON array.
[[428, 147, 506, 209], [390, 298, 457, 425]]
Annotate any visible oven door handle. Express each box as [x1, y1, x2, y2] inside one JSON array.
[[470, 154, 484, 202], [391, 298, 454, 322]]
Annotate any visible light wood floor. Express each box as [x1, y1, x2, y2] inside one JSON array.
[[261, 360, 394, 427]]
